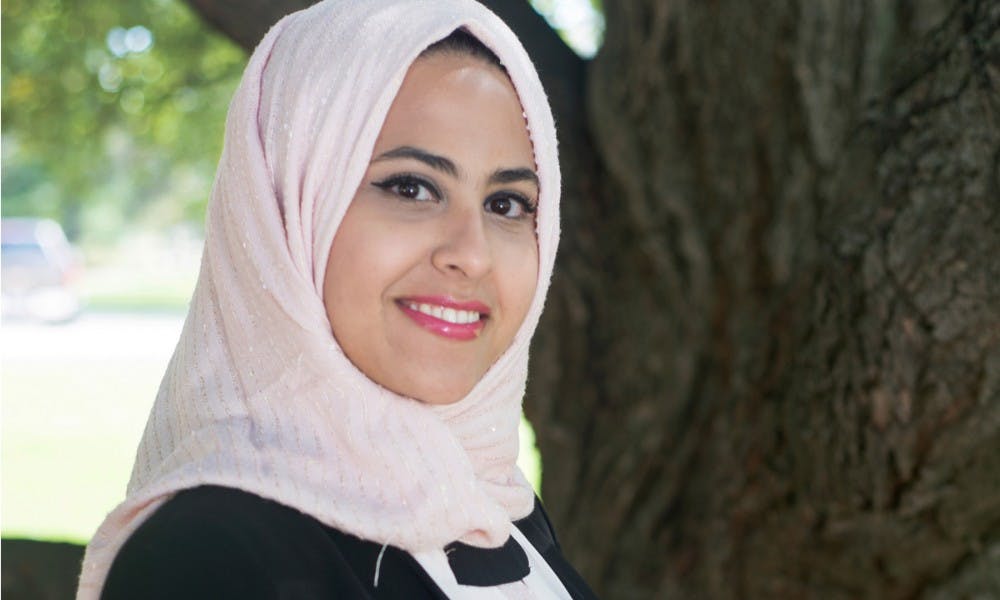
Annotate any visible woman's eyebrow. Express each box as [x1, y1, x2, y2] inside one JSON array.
[[488, 167, 538, 187], [372, 146, 458, 177], [373, 146, 538, 188]]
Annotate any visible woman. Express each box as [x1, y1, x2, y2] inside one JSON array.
[[78, 0, 595, 597]]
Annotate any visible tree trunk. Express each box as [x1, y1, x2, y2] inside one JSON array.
[[186, 1, 1000, 597]]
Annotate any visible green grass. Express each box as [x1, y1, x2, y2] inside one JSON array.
[[81, 271, 195, 313], [2, 357, 542, 544], [2, 361, 160, 543], [519, 418, 542, 495]]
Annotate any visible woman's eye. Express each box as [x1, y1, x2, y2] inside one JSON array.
[[372, 175, 438, 202], [484, 193, 536, 220]]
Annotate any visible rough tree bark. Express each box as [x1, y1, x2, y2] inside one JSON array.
[[187, 1, 1000, 598]]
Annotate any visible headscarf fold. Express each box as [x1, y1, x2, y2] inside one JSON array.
[[76, 0, 560, 597]]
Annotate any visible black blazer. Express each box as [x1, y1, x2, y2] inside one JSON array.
[[101, 485, 598, 599]]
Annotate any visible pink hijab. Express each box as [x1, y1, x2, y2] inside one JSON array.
[[77, 0, 560, 597]]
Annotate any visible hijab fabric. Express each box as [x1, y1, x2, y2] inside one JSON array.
[[76, 0, 560, 597]]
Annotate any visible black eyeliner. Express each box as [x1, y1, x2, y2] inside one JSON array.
[[485, 191, 537, 220], [502, 191, 537, 213], [371, 173, 442, 201]]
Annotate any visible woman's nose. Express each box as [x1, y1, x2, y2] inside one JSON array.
[[430, 207, 492, 280]]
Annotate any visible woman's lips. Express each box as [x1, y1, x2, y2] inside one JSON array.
[[396, 296, 489, 341]]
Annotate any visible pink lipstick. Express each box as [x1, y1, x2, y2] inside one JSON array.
[[396, 296, 489, 341]]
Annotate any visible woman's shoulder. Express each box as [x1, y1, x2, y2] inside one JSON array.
[[100, 485, 443, 599], [515, 497, 600, 600], [121, 485, 330, 546], [513, 496, 559, 553]]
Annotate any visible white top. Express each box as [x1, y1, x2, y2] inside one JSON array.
[[410, 527, 573, 599]]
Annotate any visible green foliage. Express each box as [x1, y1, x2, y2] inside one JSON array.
[[1, 0, 604, 244], [529, 0, 604, 57], [1, 0, 245, 241]]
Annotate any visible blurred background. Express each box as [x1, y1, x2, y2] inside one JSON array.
[[7, 0, 998, 598], [1, 0, 602, 563]]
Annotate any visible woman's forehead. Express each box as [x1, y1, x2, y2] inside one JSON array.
[[369, 53, 535, 177]]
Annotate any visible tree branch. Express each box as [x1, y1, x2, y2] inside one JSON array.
[[184, 0, 313, 53]]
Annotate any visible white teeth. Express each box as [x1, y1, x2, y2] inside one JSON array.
[[405, 301, 481, 324]]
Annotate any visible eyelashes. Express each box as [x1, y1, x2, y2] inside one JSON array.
[[372, 173, 441, 203], [371, 173, 537, 220], [484, 192, 536, 220]]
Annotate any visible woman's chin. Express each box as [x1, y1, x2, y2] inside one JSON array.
[[403, 383, 472, 406]]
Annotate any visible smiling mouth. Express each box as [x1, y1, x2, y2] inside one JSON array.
[[396, 297, 490, 341], [404, 302, 481, 324]]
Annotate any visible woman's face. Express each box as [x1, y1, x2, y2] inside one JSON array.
[[323, 52, 539, 405]]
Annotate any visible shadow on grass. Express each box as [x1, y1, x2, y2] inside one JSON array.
[[2, 538, 84, 600]]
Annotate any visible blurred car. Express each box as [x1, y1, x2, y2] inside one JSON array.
[[2, 218, 83, 323]]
